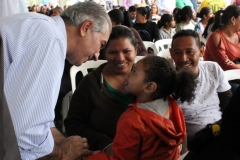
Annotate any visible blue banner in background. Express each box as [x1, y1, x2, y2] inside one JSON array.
[[42, 0, 51, 5]]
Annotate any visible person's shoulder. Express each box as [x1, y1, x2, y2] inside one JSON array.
[[199, 61, 223, 76]]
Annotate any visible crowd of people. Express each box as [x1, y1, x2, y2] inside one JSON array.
[[1, 0, 240, 160]]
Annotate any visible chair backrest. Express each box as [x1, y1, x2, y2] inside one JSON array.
[[143, 41, 159, 55], [157, 49, 171, 59], [224, 69, 240, 81], [155, 39, 172, 52], [70, 60, 107, 93]]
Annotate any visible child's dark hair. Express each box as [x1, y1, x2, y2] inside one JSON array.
[[142, 56, 197, 103], [157, 14, 173, 29], [129, 5, 136, 12], [212, 5, 240, 31], [104, 26, 138, 50], [175, 6, 193, 23], [197, 7, 211, 19], [172, 29, 201, 48], [136, 7, 151, 20]]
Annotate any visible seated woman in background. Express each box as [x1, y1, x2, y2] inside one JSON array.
[[87, 56, 197, 160], [202, 10, 222, 39], [133, 7, 160, 42], [204, 5, 240, 70], [64, 26, 137, 152], [181, 85, 240, 160], [107, 9, 147, 56], [151, 4, 161, 23], [175, 6, 196, 32], [195, 7, 213, 36], [157, 14, 176, 39]]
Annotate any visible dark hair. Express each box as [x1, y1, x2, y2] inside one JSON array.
[[104, 26, 138, 50], [197, 7, 211, 19], [122, 11, 133, 27], [173, 7, 180, 16], [172, 29, 201, 48], [157, 14, 173, 29], [129, 5, 136, 12], [108, 9, 124, 25], [142, 56, 197, 103], [202, 17, 214, 38], [119, 6, 126, 12], [212, 5, 240, 31], [136, 7, 151, 20], [175, 6, 193, 23]]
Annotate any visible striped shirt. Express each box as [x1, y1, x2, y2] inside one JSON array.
[[0, 13, 67, 159]]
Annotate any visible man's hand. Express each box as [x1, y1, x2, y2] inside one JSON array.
[[60, 136, 92, 160]]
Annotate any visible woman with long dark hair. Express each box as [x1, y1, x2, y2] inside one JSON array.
[[204, 5, 240, 70]]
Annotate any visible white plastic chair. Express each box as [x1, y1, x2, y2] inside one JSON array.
[[224, 69, 240, 81], [61, 60, 107, 132], [143, 41, 159, 55], [157, 49, 171, 59], [155, 39, 172, 52], [70, 60, 107, 93], [61, 91, 72, 133]]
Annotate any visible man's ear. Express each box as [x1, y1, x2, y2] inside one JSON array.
[[79, 20, 93, 36], [144, 82, 157, 94]]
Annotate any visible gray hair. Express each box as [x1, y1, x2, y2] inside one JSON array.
[[61, 1, 111, 33]]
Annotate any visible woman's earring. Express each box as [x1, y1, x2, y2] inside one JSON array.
[[233, 22, 235, 25]]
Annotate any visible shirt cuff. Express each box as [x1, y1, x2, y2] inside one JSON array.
[[50, 121, 55, 128], [19, 128, 54, 159]]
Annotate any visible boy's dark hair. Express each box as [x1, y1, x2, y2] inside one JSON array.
[[142, 56, 197, 103], [136, 7, 151, 20], [197, 7, 211, 19], [175, 6, 193, 23], [172, 29, 201, 48], [157, 14, 173, 29], [211, 6, 240, 31], [129, 5, 136, 12]]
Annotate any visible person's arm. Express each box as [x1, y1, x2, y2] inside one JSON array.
[[87, 113, 141, 160], [131, 28, 147, 56], [39, 128, 91, 160], [64, 75, 113, 150], [206, 32, 240, 70], [218, 89, 232, 112]]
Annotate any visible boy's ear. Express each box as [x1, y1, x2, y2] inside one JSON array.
[[144, 82, 157, 93]]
